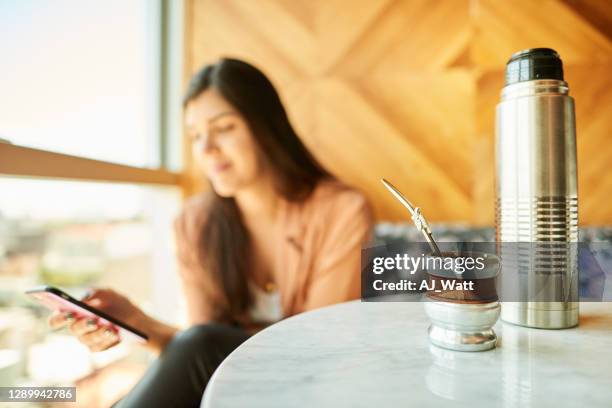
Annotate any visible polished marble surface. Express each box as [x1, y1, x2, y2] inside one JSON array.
[[202, 300, 612, 408]]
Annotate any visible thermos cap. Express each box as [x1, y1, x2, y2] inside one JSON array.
[[505, 48, 564, 85]]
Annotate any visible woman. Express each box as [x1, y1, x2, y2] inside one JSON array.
[[49, 58, 373, 407]]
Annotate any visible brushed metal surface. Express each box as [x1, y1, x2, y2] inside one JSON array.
[[424, 300, 500, 351], [496, 79, 579, 329]]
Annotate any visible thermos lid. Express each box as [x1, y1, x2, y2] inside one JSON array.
[[505, 48, 564, 85]]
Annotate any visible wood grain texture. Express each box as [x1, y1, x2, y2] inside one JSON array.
[[185, 0, 612, 225]]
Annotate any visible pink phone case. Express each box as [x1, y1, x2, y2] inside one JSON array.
[[28, 288, 147, 343]]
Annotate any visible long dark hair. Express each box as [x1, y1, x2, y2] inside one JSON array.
[[183, 58, 330, 321]]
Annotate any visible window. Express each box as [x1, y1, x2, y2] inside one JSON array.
[[0, 0, 186, 394], [0, 0, 162, 167], [0, 177, 182, 383]]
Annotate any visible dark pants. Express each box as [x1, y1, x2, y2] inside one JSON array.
[[114, 323, 250, 408]]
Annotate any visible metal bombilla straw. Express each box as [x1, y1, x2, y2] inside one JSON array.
[[380, 178, 442, 257]]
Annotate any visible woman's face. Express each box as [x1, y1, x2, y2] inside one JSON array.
[[185, 88, 262, 197]]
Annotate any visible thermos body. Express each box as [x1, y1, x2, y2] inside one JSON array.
[[495, 49, 579, 329]]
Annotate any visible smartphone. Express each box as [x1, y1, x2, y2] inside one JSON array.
[[26, 286, 148, 343]]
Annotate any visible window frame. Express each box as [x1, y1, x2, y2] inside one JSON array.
[[0, 142, 180, 185]]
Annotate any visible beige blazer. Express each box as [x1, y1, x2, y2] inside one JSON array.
[[174, 179, 374, 328]]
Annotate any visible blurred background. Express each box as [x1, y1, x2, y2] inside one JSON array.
[[181, 0, 612, 225], [0, 0, 610, 406]]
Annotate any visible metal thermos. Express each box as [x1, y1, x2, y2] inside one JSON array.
[[495, 48, 579, 329]]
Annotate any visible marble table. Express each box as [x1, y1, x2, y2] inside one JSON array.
[[202, 300, 612, 408]]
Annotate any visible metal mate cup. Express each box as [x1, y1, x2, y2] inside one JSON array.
[[423, 252, 501, 352]]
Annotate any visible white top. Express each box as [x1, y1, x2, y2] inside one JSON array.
[[247, 282, 283, 324], [203, 300, 612, 408]]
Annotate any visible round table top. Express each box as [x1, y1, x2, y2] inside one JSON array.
[[202, 300, 612, 408]]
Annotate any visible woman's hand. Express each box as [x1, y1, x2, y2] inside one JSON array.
[[48, 288, 177, 354], [48, 288, 145, 352], [49, 311, 120, 352]]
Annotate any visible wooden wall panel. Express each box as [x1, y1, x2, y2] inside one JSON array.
[[185, 0, 612, 225], [472, 0, 612, 68]]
